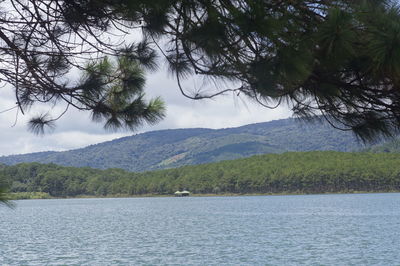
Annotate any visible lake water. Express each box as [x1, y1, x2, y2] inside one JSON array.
[[1, 193, 400, 265]]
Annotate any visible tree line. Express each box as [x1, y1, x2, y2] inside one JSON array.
[[1, 151, 400, 198]]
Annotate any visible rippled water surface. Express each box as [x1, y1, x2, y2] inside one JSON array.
[[1, 193, 400, 265]]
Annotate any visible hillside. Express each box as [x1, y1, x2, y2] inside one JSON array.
[[364, 139, 400, 153], [0, 118, 367, 172], [2, 152, 400, 197]]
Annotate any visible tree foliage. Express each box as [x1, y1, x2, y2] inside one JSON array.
[[1, 1, 400, 139], [147, 0, 400, 140], [0, 0, 165, 133], [0, 184, 8, 204], [1, 152, 400, 198], [0, 168, 13, 207]]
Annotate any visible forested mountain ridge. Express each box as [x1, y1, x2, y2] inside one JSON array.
[[2, 152, 400, 197], [0, 118, 367, 172]]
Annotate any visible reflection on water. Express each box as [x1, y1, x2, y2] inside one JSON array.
[[1, 193, 400, 265]]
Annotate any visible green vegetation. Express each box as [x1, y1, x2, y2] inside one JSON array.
[[0, 169, 13, 207], [7, 192, 51, 200], [1, 151, 399, 198], [0, 119, 367, 172], [0, 184, 9, 204]]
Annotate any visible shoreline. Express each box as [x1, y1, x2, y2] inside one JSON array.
[[7, 190, 400, 201]]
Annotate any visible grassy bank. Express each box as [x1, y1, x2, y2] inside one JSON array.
[[7, 189, 400, 201], [7, 192, 52, 200]]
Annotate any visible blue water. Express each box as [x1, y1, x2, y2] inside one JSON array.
[[1, 193, 400, 265]]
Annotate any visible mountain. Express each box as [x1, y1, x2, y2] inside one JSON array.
[[0, 118, 367, 172]]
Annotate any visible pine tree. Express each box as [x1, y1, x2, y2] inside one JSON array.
[[1, 0, 400, 140]]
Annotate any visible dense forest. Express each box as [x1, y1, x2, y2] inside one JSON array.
[[1, 151, 400, 198]]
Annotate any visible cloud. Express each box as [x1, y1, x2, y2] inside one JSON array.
[[0, 69, 292, 156], [0, 130, 130, 156], [143, 71, 291, 129]]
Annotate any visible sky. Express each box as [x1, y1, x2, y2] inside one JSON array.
[[0, 60, 291, 157], [0, 2, 295, 157]]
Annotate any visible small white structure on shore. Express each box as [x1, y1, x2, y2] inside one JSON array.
[[174, 190, 190, 197]]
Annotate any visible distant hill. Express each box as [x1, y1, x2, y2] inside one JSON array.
[[364, 138, 400, 153], [0, 118, 367, 172]]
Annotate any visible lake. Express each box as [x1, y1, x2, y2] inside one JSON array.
[[1, 193, 400, 265]]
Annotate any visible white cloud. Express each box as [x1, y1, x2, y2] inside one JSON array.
[[0, 67, 292, 156]]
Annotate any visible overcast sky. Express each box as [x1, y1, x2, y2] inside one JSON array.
[[0, 65, 291, 156]]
